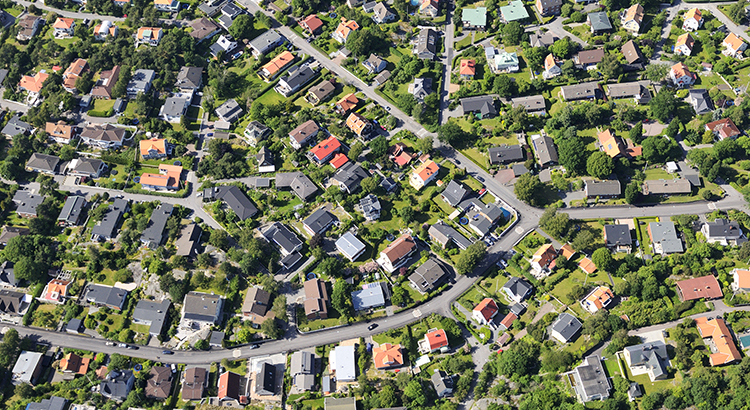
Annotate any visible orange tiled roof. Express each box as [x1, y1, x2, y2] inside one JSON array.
[[676, 275, 723, 300], [584, 286, 613, 310], [53, 18, 75, 29], [159, 164, 183, 174], [685, 8, 702, 23], [426, 328, 449, 350], [261, 51, 294, 77], [706, 118, 741, 140], [137, 27, 162, 40], [724, 33, 745, 51], [373, 343, 404, 369], [560, 243, 576, 260], [139, 138, 167, 157], [671, 62, 692, 78], [695, 317, 742, 366], [544, 54, 557, 71], [19, 72, 49, 94], [337, 93, 359, 113], [578, 257, 597, 274], [598, 129, 624, 158], [676, 33, 694, 48], [624, 4, 644, 23], [532, 243, 557, 268], [44, 279, 70, 301], [346, 112, 369, 135], [60, 352, 91, 374], [141, 167, 180, 189], [301, 15, 323, 32], [382, 234, 416, 263], [335, 19, 359, 41], [499, 312, 517, 329], [394, 151, 413, 167], [309, 135, 341, 162], [413, 159, 439, 183], [459, 59, 476, 76], [735, 269, 750, 289], [63, 58, 88, 78], [46, 121, 74, 141], [330, 153, 349, 169], [473, 298, 499, 322]]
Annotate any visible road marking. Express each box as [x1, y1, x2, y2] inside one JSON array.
[[413, 309, 422, 318], [233, 349, 241, 358], [515, 227, 525, 235], [708, 202, 717, 210]]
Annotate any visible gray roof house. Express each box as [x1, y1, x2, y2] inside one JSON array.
[[290, 351, 316, 393], [502, 276, 533, 303], [303, 208, 336, 236], [0, 261, 17, 287], [409, 258, 449, 294], [176, 66, 204, 91], [362, 54, 387, 74], [276, 64, 317, 97], [512, 95, 547, 115], [431, 370, 454, 398], [248, 30, 285, 57], [12, 191, 45, 218], [550, 313, 582, 343], [529, 31, 556, 48], [159, 93, 192, 123], [561, 82, 600, 101], [411, 77, 433, 101], [642, 179, 692, 195], [570, 356, 611, 402], [84, 284, 128, 310], [182, 292, 223, 325], [604, 224, 632, 252], [26, 153, 62, 174], [206, 186, 258, 220], [689, 89, 714, 115], [241, 287, 272, 326], [2, 116, 33, 138], [215, 99, 244, 124], [441, 180, 468, 207], [587, 11, 612, 33], [12, 351, 43, 385], [624, 341, 669, 381], [262, 222, 303, 256], [352, 282, 388, 311], [140, 203, 174, 249], [256, 362, 277, 396], [100, 369, 135, 401], [461, 95, 497, 118], [132, 299, 171, 336], [126, 69, 155, 98], [57, 196, 87, 226], [584, 180, 621, 198], [648, 221, 684, 254], [415, 28, 437, 60], [335, 232, 367, 262], [331, 162, 369, 194], [26, 397, 67, 410], [429, 221, 473, 250], [0, 226, 29, 246], [0, 289, 25, 314], [531, 134, 558, 167], [488, 145, 524, 164], [701, 218, 746, 246], [175, 223, 202, 257], [275, 171, 318, 200], [91, 198, 129, 241], [357, 194, 381, 221]]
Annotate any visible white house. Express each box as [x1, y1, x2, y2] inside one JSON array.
[[472, 298, 499, 325], [682, 8, 703, 32]]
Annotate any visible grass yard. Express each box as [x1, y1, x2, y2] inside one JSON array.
[[644, 168, 673, 180], [297, 307, 342, 331], [460, 148, 490, 171], [458, 285, 490, 311], [254, 87, 286, 106], [89, 99, 115, 117], [634, 217, 658, 255], [31, 304, 62, 329]]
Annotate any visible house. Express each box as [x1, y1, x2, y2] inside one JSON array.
[[682, 8, 703, 31], [189, 17, 220, 43], [420, 328, 449, 353], [373, 3, 396, 23], [332, 19, 359, 43], [587, 12, 612, 34], [136, 27, 163, 46], [606, 83, 652, 106], [303, 208, 336, 236], [2, 116, 33, 138], [732, 269, 750, 292], [362, 54, 387, 74], [84, 284, 128, 310], [529, 31, 557, 48], [722, 33, 747, 57], [441, 180, 468, 207], [175, 66, 203, 91], [336, 93, 359, 115], [575, 49, 605, 69], [12, 351, 44, 385], [90, 198, 129, 241], [217, 2, 243, 30], [175, 223, 202, 257], [256, 146, 275, 173], [461, 95, 497, 118], [66, 157, 107, 178], [255, 362, 277, 396], [347, 112, 375, 140], [604, 224, 632, 252], [411, 77, 433, 101], [373, 70, 391, 86], [499, 305, 525, 330], [145, 366, 174, 400], [492, 51, 520, 73], [57, 196, 87, 226], [140, 165, 182, 191], [705, 118, 741, 140], [336, 232, 367, 262], [621, 4, 644, 33], [542, 54, 562, 81], [621, 40, 644, 64], [688, 89, 713, 115], [209, 35, 239, 58], [46, 121, 75, 144], [275, 171, 319, 200], [357, 194, 381, 221], [276, 63, 316, 97], [0, 261, 18, 287], [300, 14, 324, 35], [670, 62, 696, 87], [429, 221, 472, 250], [581, 286, 614, 313], [26, 153, 61, 175], [415, 28, 438, 60], [16, 15, 43, 41], [419, 0, 439, 18], [154, 0, 180, 11], [159, 93, 192, 123], [488, 145, 524, 165], [550, 313, 582, 343], [675, 33, 695, 56], [304, 278, 329, 319], [210, 331, 225, 348], [675, 275, 723, 301], [330, 345, 356, 382], [93, 20, 119, 40], [499, 1, 530, 22], [578, 257, 597, 274], [462, 7, 487, 30], [352, 282, 388, 311], [623, 341, 669, 381], [431, 370, 454, 398], [373, 343, 403, 369], [62, 58, 88, 93], [376, 234, 417, 273], [181, 367, 208, 400], [248, 30, 285, 56], [459, 59, 476, 79], [140, 203, 174, 249], [695, 317, 742, 366], [217, 371, 247, 401], [569, 356, 611, 402], [18, 71, 49, 100], [561, 82, 600, 100], [536, 0, 561, 16], [241, 287, 273, 326], [243, 121, 270, 146], [12, 191, 45, 218], [409, 258, 449, 294], [512, 95, 546, 116], [262, 222, 303, 257], [215, 99, 244, 124], [59, 353, 90, 375], [205, 185, 257, 220], [26, 398, 67, 410], [597, 129, 624, 158], [648, 221, 684, 254], [133, 299, 171, 336], [0, 289, 26, 316], [325, 397, 357, 410], [531, 133, 558, 167], [182, 292, 223, 326], [701, 219, 746, 246], [125, 69, 154, 98], [100, 370, 135, 401], [140, 138, 169, 160], [642, 179, 692, 196], [502, 276, 532, 303], [410, 159, 440, 190], [472, 298, 499, 325], [307, 80, 336, 105], [91, 66, 121, 99]]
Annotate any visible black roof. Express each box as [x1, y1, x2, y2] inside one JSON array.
[[604, 224, 632, 247], [256, 362, 277, 395], [141, 203, 174, 246], [461, 95, 497, 116], [488, 145, 524, 164], [303, 208, 335, 235], [216, 186, 258, 220]]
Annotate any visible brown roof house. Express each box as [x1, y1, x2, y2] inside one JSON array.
[[304, 278, 329, 320], [241, 287, 274, 327], [91, 66, 121, 99], [145, 366, 174, 400], [181, 367, 208, 401], [676, 275, 723, 301], [376, 234, 417, 273]]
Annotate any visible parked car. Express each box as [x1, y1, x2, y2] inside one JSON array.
[[368, 323, 378, 330], [162, 350, 174, 355]]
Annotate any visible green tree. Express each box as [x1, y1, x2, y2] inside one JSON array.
[[228, 14, 254, 39], [592, 248, 614, 272], [501, 22, 524, 46], [642, 135, 680, 163], [649, 88, 677, 123], [629, 121, 643, 143], [399, 206, 415, 224], [556, 130, 588, 176], [456, 242, 487, 275], [586, 151, 615, 179], [416, 136, 433, 154], [644, 63, 669, 83], [209, 229, 229, 250], [261, 318, 283, 339], [438, 122, 474, 148], [194, 339, 209, 350], [348, 141, 364, 161], [524, 46, 546, 72], [272, 295, 287, 323], [369, 135, 388, 159], [0, 328, 20, 368], [598, 53, 622, 79], [550, 36, 574, 59], [404, 380, 427, 407], [624, 182, 641, 204], [331, 279, 353, 317], [514, 173, 543, 206]]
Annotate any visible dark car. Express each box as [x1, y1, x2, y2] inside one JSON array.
[[162, 350, 174, 355], [368, 323, 378, 330], [127, 345, 139, 350]]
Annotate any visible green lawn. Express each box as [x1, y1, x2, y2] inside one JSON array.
[[255, 87, 287, 106], [89, 99, 115, 117], [644, 168, 673, 181], [458, 285, 490, 311]]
